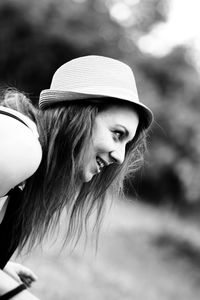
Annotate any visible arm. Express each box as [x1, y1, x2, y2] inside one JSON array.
[[0, 269, 40, 300], [0, 115, 42, 197], [4, 261, 38, 288]]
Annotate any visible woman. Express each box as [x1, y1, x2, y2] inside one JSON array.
[[0, 55, 153, 298]]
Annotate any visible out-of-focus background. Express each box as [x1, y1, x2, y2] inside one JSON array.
[[1, 0, 200, 299]]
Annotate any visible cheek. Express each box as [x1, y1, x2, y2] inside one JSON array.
[[92, 124, 114, 152], [93, 136, 114, 153]]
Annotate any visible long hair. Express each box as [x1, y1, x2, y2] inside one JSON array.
[[0, 89, 147, 252]]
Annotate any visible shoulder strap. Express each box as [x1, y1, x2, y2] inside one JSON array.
[[0, 110, 28, 127]]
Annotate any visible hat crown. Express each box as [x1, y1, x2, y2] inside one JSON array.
[[50, 56, 139, 100], [39, 55, 153, 129]]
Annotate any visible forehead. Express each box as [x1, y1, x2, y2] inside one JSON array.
[[96, 105, 139, 135]]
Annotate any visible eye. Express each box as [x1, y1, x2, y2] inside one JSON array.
[[112, 130, 124, 141]]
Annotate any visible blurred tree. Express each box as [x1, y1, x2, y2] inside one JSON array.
[[105, 0, 168, 33], [0, 0, 83, 99], [0, 0, 170, 99], [0, 0, 132, 99], [134, 46, 200, 207]]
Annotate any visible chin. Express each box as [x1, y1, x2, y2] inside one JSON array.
[[84, 174, 94, 182], [81, 171, 94, 183]]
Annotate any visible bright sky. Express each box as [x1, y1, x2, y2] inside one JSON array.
[[138, 0, 200, 56], [110, 0, 200, 68]]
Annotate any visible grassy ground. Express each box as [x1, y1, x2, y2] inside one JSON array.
[[15, 198, 200, 300]]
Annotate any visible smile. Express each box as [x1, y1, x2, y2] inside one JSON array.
[[96, 156, 107, 172]]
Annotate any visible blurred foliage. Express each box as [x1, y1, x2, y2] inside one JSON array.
[[0, 0, 80, 96], [105, 0, 168, 35], [0, 0, 200, 208], [0, 0, 130, 96], [134, 46, 200, 207]]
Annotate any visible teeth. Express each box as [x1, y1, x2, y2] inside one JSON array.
[[96, 157, 105, 170]]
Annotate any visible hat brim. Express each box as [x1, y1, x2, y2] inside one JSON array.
[[39, 89, 154, 130]]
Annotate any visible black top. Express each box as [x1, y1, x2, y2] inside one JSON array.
[[0, 187, 23, 269], [0, 109, 28, 269]]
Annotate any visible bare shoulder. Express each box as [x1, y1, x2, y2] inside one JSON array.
[[0, 115, 42, 196]]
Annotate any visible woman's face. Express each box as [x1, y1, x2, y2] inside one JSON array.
[[80, 105, 139, 182]]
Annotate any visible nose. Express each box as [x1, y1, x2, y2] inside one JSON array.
[[110, 145, 125, 165]]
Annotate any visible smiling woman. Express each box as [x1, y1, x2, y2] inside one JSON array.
[[0, 55, 153, 298], [80, 105, 139, 182]]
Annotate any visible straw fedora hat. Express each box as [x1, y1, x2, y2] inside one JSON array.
[[39, 55, 153, 129]]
